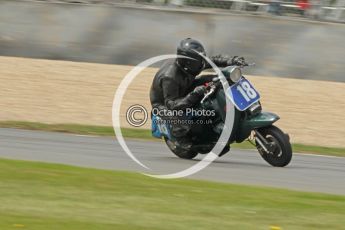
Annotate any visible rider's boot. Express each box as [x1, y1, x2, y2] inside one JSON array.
[[218, 145, 230, 157], [175, 136, 193, 151]]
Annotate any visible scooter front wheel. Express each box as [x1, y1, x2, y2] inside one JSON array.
[[255, 125, 292, 167], [164, 137, 198, 159]]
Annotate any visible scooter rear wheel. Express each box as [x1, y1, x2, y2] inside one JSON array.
[[164, 137, 198, 159]]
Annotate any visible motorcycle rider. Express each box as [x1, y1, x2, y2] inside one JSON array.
[[150, 38, 246, 150]]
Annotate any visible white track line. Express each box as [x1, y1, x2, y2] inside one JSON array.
[[294, 152, 344, 159], [72, 134, 345, 159]]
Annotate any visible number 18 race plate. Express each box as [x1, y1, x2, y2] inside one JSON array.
[[227, 77, 260, 111]]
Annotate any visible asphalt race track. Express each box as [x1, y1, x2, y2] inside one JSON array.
[[1, 128, 344, 195]]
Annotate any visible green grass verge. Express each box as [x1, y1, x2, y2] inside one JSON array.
[[0, 158, 344, 230], [0, 121, 344, 157]]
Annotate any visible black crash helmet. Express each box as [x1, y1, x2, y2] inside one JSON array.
[[176, 38, 206, 76]]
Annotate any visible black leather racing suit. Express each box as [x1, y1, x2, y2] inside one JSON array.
[[150, 56, 231, 139]]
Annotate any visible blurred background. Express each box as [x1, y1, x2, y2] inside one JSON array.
[[1, 0, 345, 81]]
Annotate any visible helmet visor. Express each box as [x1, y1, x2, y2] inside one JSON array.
[[187, 58, 205, 74]]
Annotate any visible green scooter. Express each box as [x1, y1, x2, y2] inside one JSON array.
[[152, 65, 292, 167]]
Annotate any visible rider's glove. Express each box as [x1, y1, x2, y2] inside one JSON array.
[[192, 85, 207, 98], [229, 56, 246, 66], [211, 55, 231, 67], [186, 85, 207, 105]]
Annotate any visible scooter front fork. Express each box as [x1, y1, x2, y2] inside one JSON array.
[[254, 130, 276, 153]]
